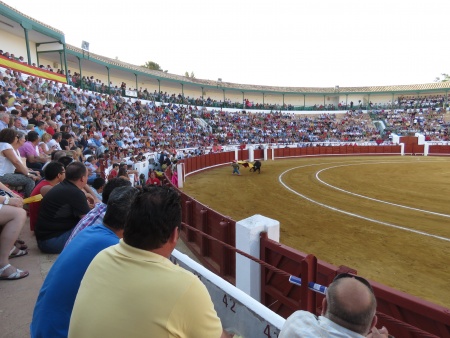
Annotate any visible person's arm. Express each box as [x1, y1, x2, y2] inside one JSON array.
[[24, 149, 47, 164], [40, 185, 54, 196], [82, 185, 101, 204], [0, 181, 23, 202]]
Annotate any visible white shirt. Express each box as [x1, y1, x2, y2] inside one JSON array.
[[0, 143, 19, 176], [279, 311, 365, 338]]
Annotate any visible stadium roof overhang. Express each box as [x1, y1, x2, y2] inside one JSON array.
[[1, 1, 450, 99]]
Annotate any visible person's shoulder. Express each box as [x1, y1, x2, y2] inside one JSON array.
[[279, 311, 321, 338], [0, 142, 12, 151]]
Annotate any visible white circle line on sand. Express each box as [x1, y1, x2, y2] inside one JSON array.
[[279, 163, 450, 243], [315, 162, 450, 218]]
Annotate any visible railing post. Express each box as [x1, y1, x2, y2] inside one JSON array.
[[184, 200, 195, 242], [200, 209, 209, 257], [299, 254, 317, 312], [219, 220, 231, 277], [236, 214, 280, 301]]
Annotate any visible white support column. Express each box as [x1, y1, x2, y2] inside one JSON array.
[[235, 214, 280, 301], [248, 146, 254, 162], [424, 143, 429, 156], [400, 143, 405, 156], [263, 147, 268, 161], [177, 163, 184, 188], [235, 148, 239, 160], [271, 147, 275, 160]]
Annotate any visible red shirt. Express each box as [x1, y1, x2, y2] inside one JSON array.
[[107, 169, 118, 180], [46, 126, 55, 136], [146, 177, 161, 186], [29, 180, 52, 231]]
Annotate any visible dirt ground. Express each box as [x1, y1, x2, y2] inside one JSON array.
[[181, 155, 450, 308]]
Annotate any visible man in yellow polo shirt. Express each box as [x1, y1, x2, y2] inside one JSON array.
[[69, 186, 229, 338]]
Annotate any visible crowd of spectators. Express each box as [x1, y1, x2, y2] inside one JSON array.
[[373, 106, 449, 141]]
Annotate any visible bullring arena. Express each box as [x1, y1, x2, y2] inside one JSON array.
[[182, 155, 450, 308], [1, 1, 450, 337]]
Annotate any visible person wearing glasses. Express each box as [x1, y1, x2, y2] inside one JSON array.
[[29, 161, 66, 232], [279, 273, 390, 338]]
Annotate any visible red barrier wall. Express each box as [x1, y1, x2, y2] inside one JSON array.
[[178, 145, 450, 338]]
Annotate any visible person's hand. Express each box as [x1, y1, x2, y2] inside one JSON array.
[[30, 174, 40, 181], [9, 197, 24, 208], [85, 193, 96, 208], [366, 326, 390, 338]]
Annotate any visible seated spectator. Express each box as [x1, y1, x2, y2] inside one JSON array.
[[107, 163, 119, 180], [19, 131, 48, 171], [0, 181, 28, 280], [65, 177, 131, 246], [34, 162, 92, 253], [0, 112, 10, 131], [134, 173, 146, 189], [146, 170, 161, 186], [117, 165, 130, 181], [0, 128, 38, 197], [84, 156, 99, 184], [91, 177, 105, 201], [29, 161, 65, 231], [31, 186, 138, 338], [47, 132, 62, 151], [279, 273, 390, 338], [68, 186, 227, 338], [38, 133, 53, 155]]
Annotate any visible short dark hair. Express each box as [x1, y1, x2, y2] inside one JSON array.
[[65, 161, 87, 181], [43, 161, 65, 180], [102, 177, 132, 204], [26, 131, 40, 142], [58, 156, 73, 168], [123, 186, 181, 250], [92, 177, 105, 190], [103, 186, 138, 230], [53, 132, 62, 140], [0, 128, 17, 144]]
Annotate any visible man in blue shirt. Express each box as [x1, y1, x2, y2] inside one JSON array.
[[30, 185, 138, 338]]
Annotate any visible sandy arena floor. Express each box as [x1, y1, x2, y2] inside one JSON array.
[[181, 155, 450, 308]]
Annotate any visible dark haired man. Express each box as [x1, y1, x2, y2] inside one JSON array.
[[47, 132, 62, 151], [31, 186, 138, 338], [18, 130, 48, 170], [35, 162, 91, 253], [29, 161, 65, 231], [65, 177, 131, 246], [279, 274, 390, 338], [69, 186, 228, 338]]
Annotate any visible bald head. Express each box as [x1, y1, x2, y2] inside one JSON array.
[[323, 277, 377, 335]]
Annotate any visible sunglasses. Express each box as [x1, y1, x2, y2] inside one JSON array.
[[333, 273, 374, 294]]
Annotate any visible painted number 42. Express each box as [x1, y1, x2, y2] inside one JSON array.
[[222, 294, 236, 313]]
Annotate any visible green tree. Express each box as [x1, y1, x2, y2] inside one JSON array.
[[434, 73, 450, 82], [142, 61, 163, 71], [184, 71, 196, 79]]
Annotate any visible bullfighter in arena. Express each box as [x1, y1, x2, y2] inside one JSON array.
[[231, 160, 240, 175]]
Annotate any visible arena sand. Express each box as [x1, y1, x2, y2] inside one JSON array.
[[181, 155, 450, 308]]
